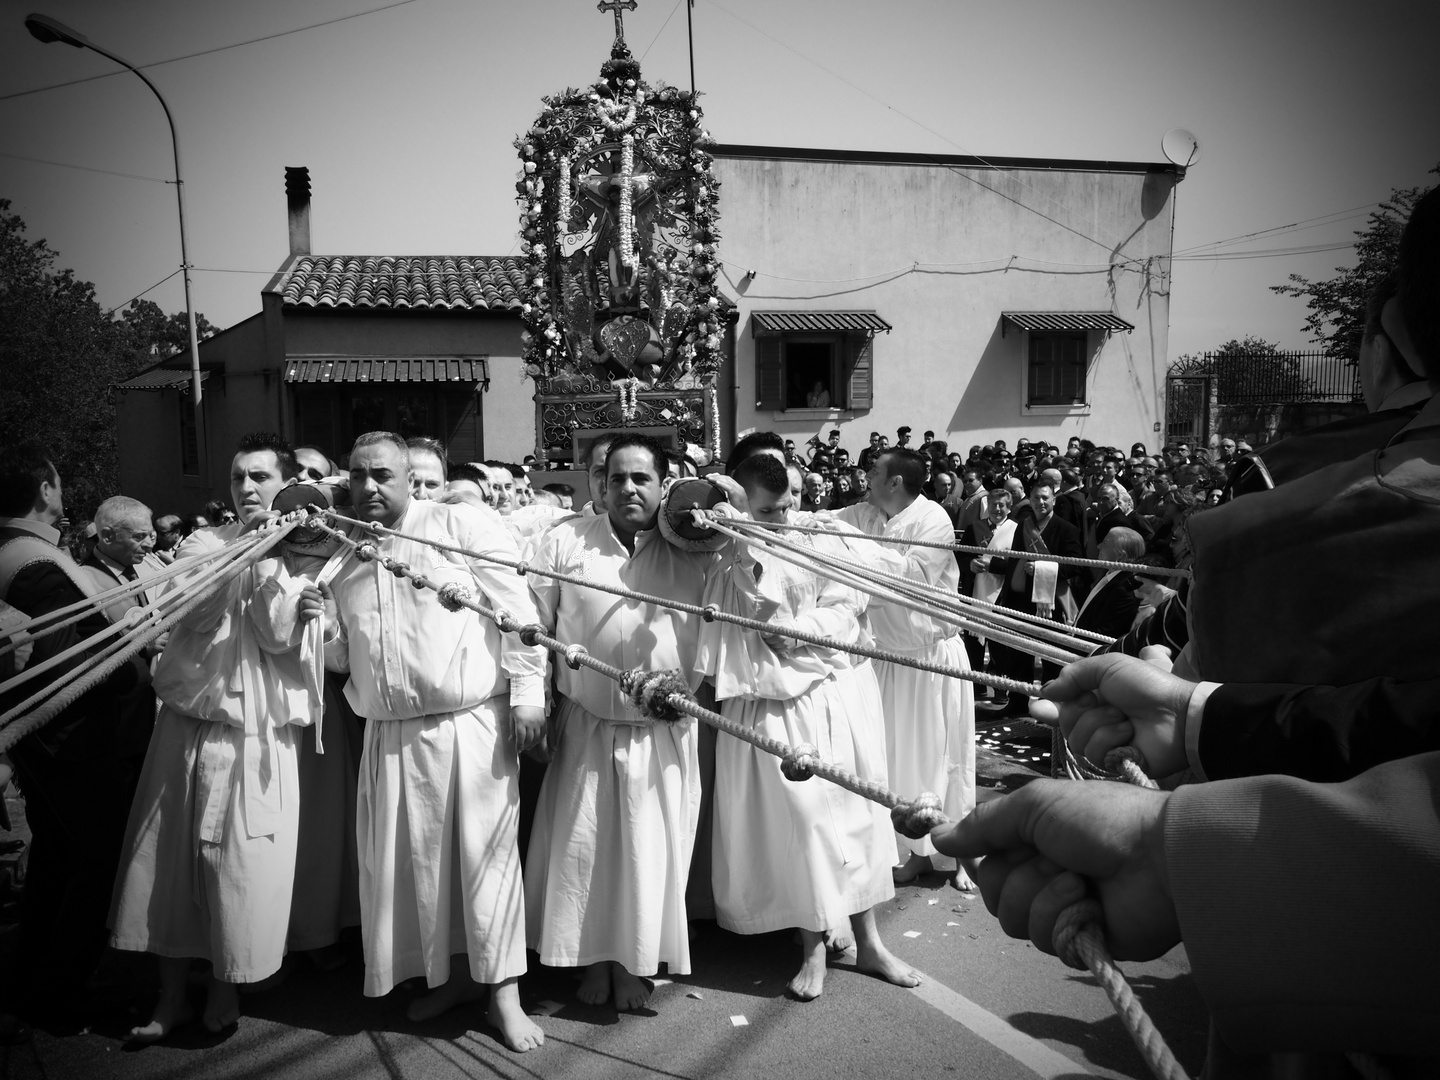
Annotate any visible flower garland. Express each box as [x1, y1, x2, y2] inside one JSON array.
[[514, 56, 723, 389], [618, 376, 640, 423]]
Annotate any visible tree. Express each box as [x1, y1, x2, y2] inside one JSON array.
[[1171, 336, 1315, 403], [1271, 168, 1437, 360], [0, 200, 213, 522]]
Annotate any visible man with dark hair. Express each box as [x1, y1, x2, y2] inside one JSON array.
[[857, 431, 884, 473], [406, 436, 447, 501], [0, 445, 150, 1033], [295, 445, 337, 483], [110, 432, 312, 1042], [581, 436, 616, 516], [310, 431, 547, 1049], [726, 430, 784, 474], [526, 428, 719, 1010], [837, 448, 977, 888]]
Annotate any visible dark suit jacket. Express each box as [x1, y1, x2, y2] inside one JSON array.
[[82, 552, 158, 758], [1052, 489, 1087, 531], [997, 512, 1083, 610], [1074, 571, 1139, 639], [1, 527, 140, 759]]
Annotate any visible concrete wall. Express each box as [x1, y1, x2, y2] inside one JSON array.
[[713, 151, 1176, 456]]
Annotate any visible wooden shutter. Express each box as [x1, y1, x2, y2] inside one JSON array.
[[847, 333, 874, 410], [755, 335, 783, 410], [446, 389, 480, 464]]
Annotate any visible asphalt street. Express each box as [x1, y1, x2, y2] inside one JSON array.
[[0, 749, 1211, 1080]]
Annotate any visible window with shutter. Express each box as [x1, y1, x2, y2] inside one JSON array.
[[847, 334, 874, 410], [1027, 331, 1088, 406], [755, 335, 784, 409]]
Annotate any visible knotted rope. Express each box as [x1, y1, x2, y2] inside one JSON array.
[[321, 510, 1044, 696], [311, 514, 950, 840]]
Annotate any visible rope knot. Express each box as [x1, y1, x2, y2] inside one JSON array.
[[514, 561, 529, 576], [1103, 746, 1159, 790], [354, 542, 379, 563], [410, 572, 431, 590], [491, 607, 516, 632], [891, 791, 947, 839], [563, 643, 589, 670], [701, 604, 719, 623], [386, 560, 411, 579], [620, 668, 690, 722], [1052, 897, 1105, 971], [518, 623, 547, 647], [780, 742, 819, 782], [435, 583, 472, 612]]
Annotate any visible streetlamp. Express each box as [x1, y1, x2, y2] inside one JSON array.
[[24, 12, 204, 416]]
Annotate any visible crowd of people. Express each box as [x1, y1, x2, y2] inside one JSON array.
[[0, 189, 1435, 1077]]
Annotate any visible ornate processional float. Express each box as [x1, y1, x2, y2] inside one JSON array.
[[515, 1, 728, 467]]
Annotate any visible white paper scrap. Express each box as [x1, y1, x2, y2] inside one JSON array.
[[686, 991, 704, 1000], [903, 930, 923, 939], [730, 1015, 749, 1027], [946, 921, 961, 927], [928, 898, 939, 905]]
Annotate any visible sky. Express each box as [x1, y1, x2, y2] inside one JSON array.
[[1, 0, 1437, 360]]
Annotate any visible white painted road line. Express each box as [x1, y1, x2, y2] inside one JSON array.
[[909, 972, 1094, 1078]]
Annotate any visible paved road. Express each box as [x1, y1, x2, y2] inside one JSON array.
[[0, 751, 1210, 1080]]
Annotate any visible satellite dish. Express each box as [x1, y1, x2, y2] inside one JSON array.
[[1162, 129, 1201, 168]]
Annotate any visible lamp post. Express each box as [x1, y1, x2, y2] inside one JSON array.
[[25, 12, 204, 416]]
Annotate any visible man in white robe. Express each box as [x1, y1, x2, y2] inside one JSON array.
[[110, 434, 314, 1042], [836, 448, 977, 889], [524, 433, 717, 1010], [700, 455, 918, 1000], [313, 431, 546, 1052]]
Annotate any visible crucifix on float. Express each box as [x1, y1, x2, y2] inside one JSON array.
[[597, 0, 637, 46]]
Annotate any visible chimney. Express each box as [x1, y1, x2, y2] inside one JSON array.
[[285, 166, 311, 256]]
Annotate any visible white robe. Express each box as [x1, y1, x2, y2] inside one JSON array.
[[697, 533, 894, 934], [109, 527, 314, 982], [524, 514, 716, 975], [837, 498, 976, 865], [322, 500, 546, 995]]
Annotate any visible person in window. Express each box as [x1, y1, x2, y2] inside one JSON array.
[[806, 381, 831, 408]]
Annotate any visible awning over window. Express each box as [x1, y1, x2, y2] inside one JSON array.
[[752, 311, 892, 335], [114, 368, 210, 392], [1002, 311, 1134, 334], [284, 356, 489, 383]]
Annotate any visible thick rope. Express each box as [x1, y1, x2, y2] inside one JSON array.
[[714, 515, 1111, 653], [322, 510, 1041, 696], [310, 515, 950, 840], [1053, 900, 1190, 1080], [734, 516, 1192, 579], [0, 536, 256, 656], [0, 517, 300, 755], [704, 516, 1088, 667]]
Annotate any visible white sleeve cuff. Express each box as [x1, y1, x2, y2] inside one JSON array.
[[1184, 680, 1221, 783], [509, 673, 546, 710]]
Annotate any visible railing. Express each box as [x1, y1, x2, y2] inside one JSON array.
[[1169, 351, 1362, 405]]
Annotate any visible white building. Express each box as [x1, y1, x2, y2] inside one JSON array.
[[711, 144, 1182, 451]]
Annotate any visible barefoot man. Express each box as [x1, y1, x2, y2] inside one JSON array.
[[312, 431, 546, 1051], [110, 433, 313, 1041], [700, 455, 919, 999], [524, 434, 718, 1009]]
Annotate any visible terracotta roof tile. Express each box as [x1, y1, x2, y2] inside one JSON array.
[[271, 255, 524, 312]]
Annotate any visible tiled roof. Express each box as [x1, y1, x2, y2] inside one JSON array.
[[271, 256, 526, 312], [114, 368, 210, 391]]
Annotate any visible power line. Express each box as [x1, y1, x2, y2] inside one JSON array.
[[639, 0, 685, 62], [104, 268, 182, 315], [1172, 203, 1376, 256], [699, 0, 1130, 256], [0, 150, 170, 184], [0, 0, 422, 103], [1170, 241, 1354, 262]]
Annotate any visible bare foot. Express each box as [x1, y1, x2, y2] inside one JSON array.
[[201, 978, 240, 1032], [950, 870, 977, 892], [577, 962, 612, 1005], [488, 979, 543, 1052], [892, 853, 931, 884], [788, 929, 827, 1000], [855, 939, 921, 989], [823, 925, 855, 953], [126, 991, 195, 1045], [611, 966, 651, 1011], [407, 965, 486, 1022]]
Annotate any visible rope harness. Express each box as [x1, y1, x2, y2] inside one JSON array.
[[0, 503, 1197, 1079]]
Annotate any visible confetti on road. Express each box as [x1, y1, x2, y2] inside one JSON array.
[[533, 1000, 563, 1017], [947, 921, 961, 927], [730, 1015, 749, 1027], [651, 978, 672, 988], [904, 930, 923, 938], [928, 898, 939, 905], [687, 991, 704, 1000]]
